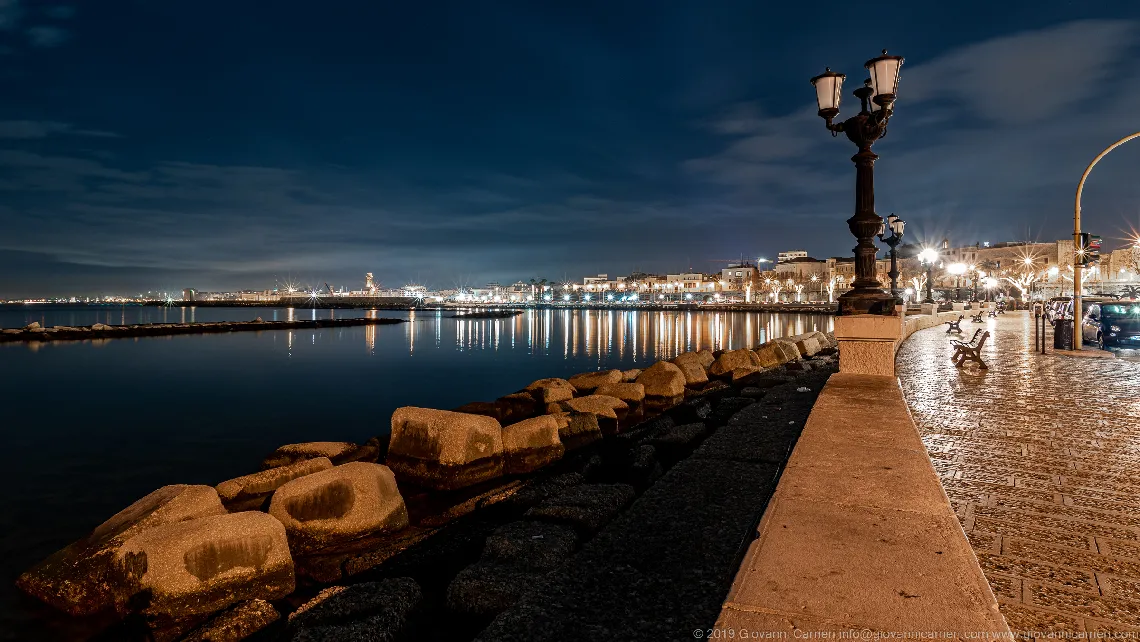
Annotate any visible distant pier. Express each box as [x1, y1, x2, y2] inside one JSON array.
[[0, 316, 407, 343]]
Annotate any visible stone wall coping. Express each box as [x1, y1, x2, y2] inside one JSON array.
[[716, 372, 1010, 634]]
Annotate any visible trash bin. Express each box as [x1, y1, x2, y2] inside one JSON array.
[[1053, 319, 1074, 350]]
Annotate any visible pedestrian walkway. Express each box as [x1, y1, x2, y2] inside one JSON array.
[[898, 311, 1140, 632]]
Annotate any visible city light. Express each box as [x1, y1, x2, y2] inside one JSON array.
[[918, 248, 939, 264]]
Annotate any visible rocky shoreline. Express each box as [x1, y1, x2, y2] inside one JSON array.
[[0, 317, 407, 344], [15, 331, 837, 641]]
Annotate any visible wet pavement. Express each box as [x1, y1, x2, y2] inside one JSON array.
[[898, 311, 1140, 634]]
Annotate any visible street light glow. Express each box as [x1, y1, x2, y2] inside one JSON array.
[[918, 248, 939, 264]]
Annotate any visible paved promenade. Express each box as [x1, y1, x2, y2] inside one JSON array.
[[898, 311, 1140, 632]]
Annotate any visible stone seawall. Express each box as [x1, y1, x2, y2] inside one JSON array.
[[16, 331, 838, 641], [0, 317, 406, 343]]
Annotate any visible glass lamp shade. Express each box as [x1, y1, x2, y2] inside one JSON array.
[[864, 50, 904, 109], [878, 220, 886, 237], [810, 68, 846, 118], [891, 217, 905, 235]]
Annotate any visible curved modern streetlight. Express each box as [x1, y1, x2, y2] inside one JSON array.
[[811, 50, 904, 316], [1073, 132, 1140, 349]]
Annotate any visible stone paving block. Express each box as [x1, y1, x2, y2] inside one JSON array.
[[974, 505, 1140, 543], [1003, 537, 1140, 579], [997, 603, 1083, 636], [976, 553, 1097, 592], [1027, 582, 1140, 626], [1102, 576, 1140, 602], [1097, 538, 1140, 560], [983, 572, 1022, 601], [966, 528, 1000, 553], [973, 516, 1094, 550]]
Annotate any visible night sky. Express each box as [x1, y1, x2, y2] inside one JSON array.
[[2, 1, 1140, 297]]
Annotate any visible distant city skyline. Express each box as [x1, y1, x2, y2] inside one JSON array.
[[2, 2, 1140, 298]]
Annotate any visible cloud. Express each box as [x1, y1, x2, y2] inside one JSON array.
[[0, 0, 22, 31], [26, 25, 68, 47], [45, 5, 75, 20], [683, 19, 1140, 248], [0, 121, 118, 139]]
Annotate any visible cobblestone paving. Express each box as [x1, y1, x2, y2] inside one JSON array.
[[897, 312, 1140, 635]]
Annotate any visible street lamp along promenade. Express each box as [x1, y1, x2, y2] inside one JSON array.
[[876, 213, 905, 298], [811, 50, 904, 316], [918, 248, 939, 304]]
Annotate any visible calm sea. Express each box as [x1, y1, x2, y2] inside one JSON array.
[[0, 304, 832, 640]]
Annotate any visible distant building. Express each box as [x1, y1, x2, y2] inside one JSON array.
[[777, 250, 808, 263], [182, 288, 196, 301]]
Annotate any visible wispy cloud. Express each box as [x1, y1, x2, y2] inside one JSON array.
[[0, 121, 118, 139], [26, 25, 68, 47]]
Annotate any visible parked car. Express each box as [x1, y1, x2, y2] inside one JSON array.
[[1098, 301, 1140, 347]]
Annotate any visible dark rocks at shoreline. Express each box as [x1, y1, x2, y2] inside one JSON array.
[[183, 599, 280, 642], [288, 577, 422, 641]]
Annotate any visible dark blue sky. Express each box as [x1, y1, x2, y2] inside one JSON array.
[[2, 1, 1140, 296]]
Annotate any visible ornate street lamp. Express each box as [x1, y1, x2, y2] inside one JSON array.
[[918, 247, 938, 304], [876, 213, 905, 298], [947, 263, 967, 301], [811, 50, 904, 316]]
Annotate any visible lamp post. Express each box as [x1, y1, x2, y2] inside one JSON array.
[[918, 248, 938, 304], [948, 263, 967, 301], [876, 213, 905, 298], [811, 50, 904, 316]]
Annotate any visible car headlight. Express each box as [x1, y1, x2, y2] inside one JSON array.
[[1110, 325, 1122, 332]]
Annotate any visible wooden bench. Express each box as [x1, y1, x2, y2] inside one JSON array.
[[953, 331, 989, 369], [987, 308, 998, 318], [944, 315, 965, 334], [951, 328, 983, 350], [970, 312, 984, 323]]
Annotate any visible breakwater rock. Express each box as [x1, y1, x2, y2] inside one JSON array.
[[16, 331, 838, 641], [0, 317, 406, 343]]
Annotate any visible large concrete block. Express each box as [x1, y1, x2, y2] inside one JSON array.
[[753, 344, 783, 369], [593, 382, 645, 404], [268, 462, 409, 554], [567, 369, 622, 394], [524, 378, 575, 403], [794, 336, 823, 357], [115, 512, 294, 617], [696, 349, 715, 369], [17, 485, 225, 615], [502, 416, 565, 474], [386, 407, 504, 490], [772, 340, 801, 362], [636, 361, 686, 399], [708, 349, 758, 377], [216, 457, 333, 511], [671, 352, 709, 385], [551, 412, 602, 450], [560, 394, 628, 420], [261, 441, 378, 470]]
